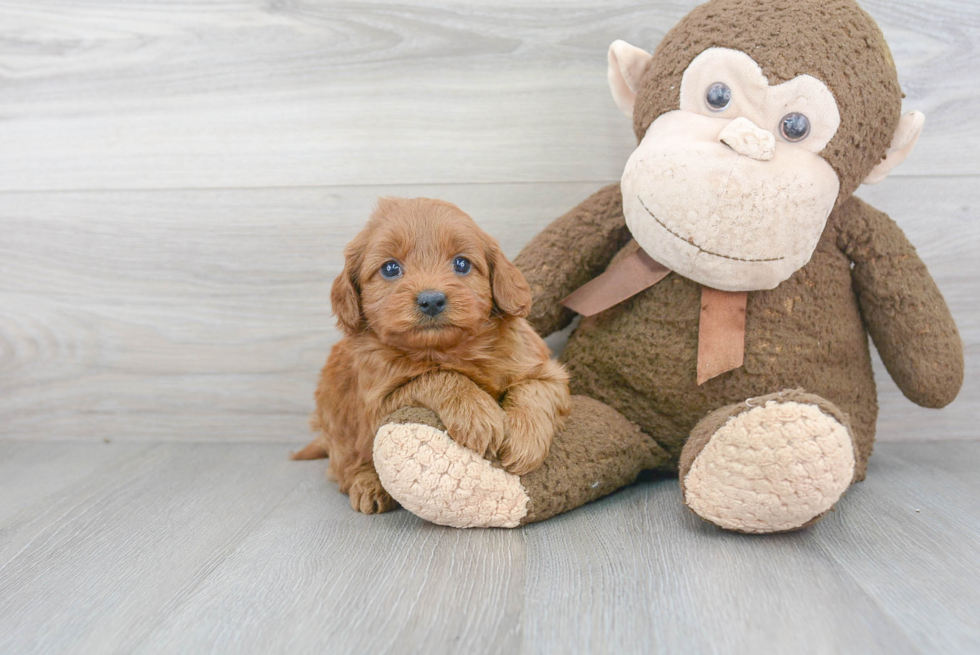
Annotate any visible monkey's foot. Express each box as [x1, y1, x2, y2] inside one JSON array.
[[373, 408, 529, 528], [679, 390, 856, 534]]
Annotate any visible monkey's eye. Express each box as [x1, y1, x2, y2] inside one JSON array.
[[779, 112, 811, 142], [705, 82, 732, 111], [380, 260, 402, 279], [452, 256, 472, 275]]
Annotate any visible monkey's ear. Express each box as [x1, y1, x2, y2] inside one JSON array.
[[486, 239, 532, 318], [331, 233, 367, 336], [863, 111, 925, 185], [608, 40, 654, 118]]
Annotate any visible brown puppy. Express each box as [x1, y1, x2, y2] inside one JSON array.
[[293, 197, 571, 514]]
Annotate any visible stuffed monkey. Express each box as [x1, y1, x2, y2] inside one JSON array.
[[372, 0, 963, 533]]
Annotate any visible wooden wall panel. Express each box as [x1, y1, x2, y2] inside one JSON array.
[[0, 0, 976, 441], [1, 179, 975, 441], [0, 0, 976, 191]]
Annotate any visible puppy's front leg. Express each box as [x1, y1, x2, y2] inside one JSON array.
[[387, 371, 505, 458], [499, 360, 571, 475]]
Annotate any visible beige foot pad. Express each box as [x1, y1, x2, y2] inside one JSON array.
[[373, 422, 529, 528], [683, 401, 855, 534]]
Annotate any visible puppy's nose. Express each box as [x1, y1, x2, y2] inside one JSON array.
[[416, 290, 447, 317]]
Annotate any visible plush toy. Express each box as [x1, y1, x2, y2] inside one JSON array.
[[371, 0, 964, 532]]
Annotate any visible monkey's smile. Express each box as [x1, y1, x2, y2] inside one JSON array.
[[638, 196, 784, 263]]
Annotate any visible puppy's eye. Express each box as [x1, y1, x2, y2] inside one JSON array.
[[452, 256, 471, 275], [380, 260, 402, 279]]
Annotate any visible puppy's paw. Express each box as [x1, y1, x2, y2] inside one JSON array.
[[442, 393, 506, 458], [499, 407, 554, 476], [348, 471, 398, 515]]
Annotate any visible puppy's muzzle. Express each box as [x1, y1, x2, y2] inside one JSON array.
[[416, 290, 447, 317]]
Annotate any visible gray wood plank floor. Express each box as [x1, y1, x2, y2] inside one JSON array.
[[1, 440, 978, 654]]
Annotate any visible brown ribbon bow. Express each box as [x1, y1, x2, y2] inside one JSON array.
[[561, 249, 747, 385]]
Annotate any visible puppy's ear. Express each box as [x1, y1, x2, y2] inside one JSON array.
[[486, 238, 532, 318], [331, 231, 368, 335]]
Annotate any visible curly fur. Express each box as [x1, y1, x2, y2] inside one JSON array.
[[293, 198, 571, 514]]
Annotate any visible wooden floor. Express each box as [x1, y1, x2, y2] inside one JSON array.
[[0, 440, 977, 654]]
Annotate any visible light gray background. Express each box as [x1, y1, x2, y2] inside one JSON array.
[[1, 0, 975, 443]]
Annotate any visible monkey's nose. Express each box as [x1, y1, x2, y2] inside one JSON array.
[[416, 290, 447, 317], [719, 117, 775, 161]]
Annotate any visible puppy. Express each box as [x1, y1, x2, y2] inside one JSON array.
[[293, 197, 571, 514]]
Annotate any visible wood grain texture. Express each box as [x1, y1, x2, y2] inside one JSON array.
[[0, 442, 308, 654], [1, 440, 978, 653], [0, 182, 598, 441], [135, 476, 525, 655], [0, 440, 151, 524], [520, 487, 918, 655], [0, 0, 977, 192], [1, 178, 976, 441], [815, 441, 980, 653]]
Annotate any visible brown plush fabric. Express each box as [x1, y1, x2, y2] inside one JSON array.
[[521, 188, 961, 485], [833, 197, 964, 408], [519, 396, 669, 525], [514, 183, 631, 337], [557, 213, 859, 481], [633, 0, 903, 204], [378, 398, 669, 525], [511, 0, 962, 502], [375, 0, 963, 531]]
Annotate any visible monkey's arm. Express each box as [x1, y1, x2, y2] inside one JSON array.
[[836, 197, 963, 408], [514, 183, 632, 336]]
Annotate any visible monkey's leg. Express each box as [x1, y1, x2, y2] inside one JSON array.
[[679, 389, 859, 534], [372, 396, 669, 528]]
